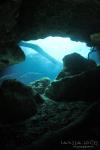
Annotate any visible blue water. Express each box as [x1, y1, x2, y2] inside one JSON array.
[[1, 36, 98, 85], [0, 53, 62, 84], [20, 36, 91, 62]]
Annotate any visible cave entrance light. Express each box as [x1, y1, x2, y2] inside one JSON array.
[[19, 36, 91, 63], [0, 36, 91, 84]]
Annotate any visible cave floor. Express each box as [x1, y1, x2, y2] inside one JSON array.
[[0, 98, 90, 150]]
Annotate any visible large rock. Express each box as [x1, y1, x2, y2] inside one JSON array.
[[0, 42, 25, 69], [56, 53, 97, 79], [0, 1, 25, 69], [0, 79, 43, 124], [17, 0, 100, 45], [45, 66, 100, 101]]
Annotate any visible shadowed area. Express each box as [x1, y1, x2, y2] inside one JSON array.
[[0, 0, 100, 150]]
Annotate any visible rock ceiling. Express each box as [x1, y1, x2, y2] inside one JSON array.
[[0, 0, 100, 68]]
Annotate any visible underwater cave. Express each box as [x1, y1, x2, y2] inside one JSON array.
[[0, 0, 100, 150], [0, 36, 94, 84]]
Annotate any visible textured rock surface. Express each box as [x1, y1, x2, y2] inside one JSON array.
[[17, 0, 100, 44], [0, 1, 25, 69], [0, 98, 91, 150], [56, 53, 97, 79], [0, 0, 100, 68], [0, 79, 43, 124], [45, 66, 100, 101], [0, 42, 25, 69]]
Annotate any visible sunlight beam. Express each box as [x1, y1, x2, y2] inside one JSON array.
[[19, 36, 91, 62]]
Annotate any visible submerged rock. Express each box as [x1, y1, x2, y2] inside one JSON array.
[[0, 42, 25, 69], [56, 53, 97, 79], [30, 77, 51, 94], [0, 79, 43, 124], [45, 66, 100, 101]]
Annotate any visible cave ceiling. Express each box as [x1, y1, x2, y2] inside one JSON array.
[[0, 0, 100, 68]]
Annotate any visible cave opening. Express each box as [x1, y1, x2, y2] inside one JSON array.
[[19, 36, 90, 62], [0, 36, 94, 84]]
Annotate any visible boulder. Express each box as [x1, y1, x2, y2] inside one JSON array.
[[30, 77, 51, 94], [45, 66, 100, 101], [56, 53, 97, 79], [0, 79, 43, 124], [0, 42, 25, 69]]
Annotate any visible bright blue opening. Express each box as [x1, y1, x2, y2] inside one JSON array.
[[20, 36, 90, 62], [0, 36, 91, 84]]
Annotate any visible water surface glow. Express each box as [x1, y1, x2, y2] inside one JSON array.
[[20, 36, 91, 62], [0, 36, 91, 84]]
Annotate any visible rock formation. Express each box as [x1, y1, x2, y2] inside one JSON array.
[[0, 79, 43, 124], [0, 42, 25, 69], [45, 66, 100, 101], [0, 1, 100, 149], [0, 0, 100, 69], [30, 77, 51, 94], [56, 53, 97, 79]]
